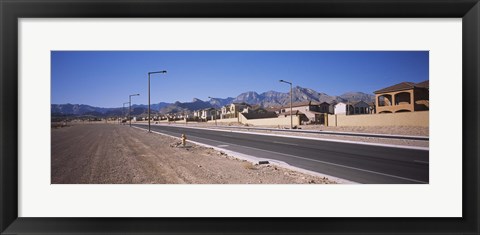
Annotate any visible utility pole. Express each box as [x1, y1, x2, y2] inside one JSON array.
[[279, 80, 293, 129], [129, 94, 140, 127], [122, 102, 129, 124], [148, 70, 167, 132]]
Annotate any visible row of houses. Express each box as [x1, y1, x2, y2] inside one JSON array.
[[189, 100, 373, 124], [126, 80, 428, 124], [190, 80, 429, 125], [270, 100, 377, 125], [126, 80, 429, 125], [127, 80, 430, 123], [192, 102, 275, 121]]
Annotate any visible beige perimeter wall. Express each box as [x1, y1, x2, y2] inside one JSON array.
[[209, 115, 301, 126], [211, 118, 239, 123], [238, 114, 301, 126], [327, 111, 429, 127]]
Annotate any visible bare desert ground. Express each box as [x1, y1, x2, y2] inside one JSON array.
[[51, 124, 337, 184]]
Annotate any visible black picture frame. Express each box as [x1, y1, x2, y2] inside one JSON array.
[[1, 0, 479, 234]]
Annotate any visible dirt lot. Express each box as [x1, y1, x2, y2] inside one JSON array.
[[51, 124, 337, 184]]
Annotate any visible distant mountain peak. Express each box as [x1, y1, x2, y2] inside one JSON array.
[[231, 86, 374, 108], [338, 92, 375, 103], [52, 86, 374, 117]]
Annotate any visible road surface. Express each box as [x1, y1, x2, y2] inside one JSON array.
[[133, 124, 429, 184]]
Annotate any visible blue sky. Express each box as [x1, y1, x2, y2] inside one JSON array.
[[51, 51, 428, 108]]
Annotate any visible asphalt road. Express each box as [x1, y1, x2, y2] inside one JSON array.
[[132, 124, 429, 184]]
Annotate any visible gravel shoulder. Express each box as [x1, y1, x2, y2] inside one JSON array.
[[51, 124, 337, 184]]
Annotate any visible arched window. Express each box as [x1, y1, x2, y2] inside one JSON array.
[[378, 95, 393, 106], [395, 92, 411, 105]]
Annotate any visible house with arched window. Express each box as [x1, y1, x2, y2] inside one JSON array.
[[374, 80, 429, 114]]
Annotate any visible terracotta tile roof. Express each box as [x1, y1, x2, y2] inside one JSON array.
[[415, 80, 429, 88], [280, 101, 319, 109], [374, 80, 429, 94], [374, 82, 415, 94]]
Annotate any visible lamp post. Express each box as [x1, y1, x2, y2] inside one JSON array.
[[279, 79, 293, 129], [208, 96, 217, 126], [148, 70, 167, 133], [122, 102, 129, 124], [129, 94, 140, 127], [346, 99, 349, 115]]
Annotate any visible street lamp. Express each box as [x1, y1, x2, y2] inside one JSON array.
[[148, 70, 167, 133], [129, 94, 140, 127], [122, 102, 129, 124], [346, 98, 349, 115], [208, 96, 217, 126], [279, 79, 293, 129]]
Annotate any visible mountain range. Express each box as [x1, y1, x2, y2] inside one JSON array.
[[51, 86, 374, 117]]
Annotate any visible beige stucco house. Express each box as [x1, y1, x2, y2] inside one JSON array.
[[277, 101, 327, 124], [221, 102, 251, 119], [374, 80, 429, 113]]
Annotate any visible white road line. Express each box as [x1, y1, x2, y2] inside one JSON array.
[[273, 141, 299, 146], [188, 134, 428, 184], [414, 160, 429, 164], [136, 123, 429, 151]]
